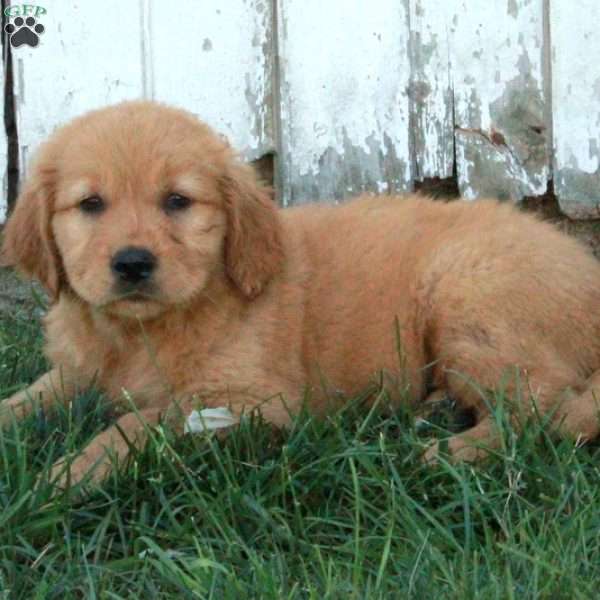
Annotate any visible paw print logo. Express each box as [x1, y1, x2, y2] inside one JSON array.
[[4, 16, 45, 48]]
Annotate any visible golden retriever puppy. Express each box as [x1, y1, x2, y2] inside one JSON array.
[[2, 100, 600, 487]]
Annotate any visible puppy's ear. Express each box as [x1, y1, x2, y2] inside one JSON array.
[[1, 162, 62, 299], [220, 161, 284, 299]]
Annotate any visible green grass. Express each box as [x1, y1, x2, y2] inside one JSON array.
[[1, 307, 600, 599]]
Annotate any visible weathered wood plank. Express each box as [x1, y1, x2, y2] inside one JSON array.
[[408, 0, 454, 181], [277, 0, 412, 205], [551, 0, 600, 218], [148, 0, 274, 160], [12, 1, 144, 176], [450, 0, 549, 201]]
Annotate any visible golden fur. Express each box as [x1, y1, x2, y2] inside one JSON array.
[[3, 100, 600, 486]]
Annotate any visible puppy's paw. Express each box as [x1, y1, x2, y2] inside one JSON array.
[[0, 392, 27, 429], [422, 439, 442, 464], [48, 452, 110, 492], [422, 436, 487, 465], [0, 406, 13, 430]]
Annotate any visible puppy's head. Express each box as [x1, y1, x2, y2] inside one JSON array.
[[1, 101, 283, 319]]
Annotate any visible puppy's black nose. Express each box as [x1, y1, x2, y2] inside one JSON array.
[[111, 247, 157, 284]]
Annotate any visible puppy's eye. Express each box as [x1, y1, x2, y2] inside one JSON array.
[[163, 194, 192, 213], [79, 196, 105, 214]]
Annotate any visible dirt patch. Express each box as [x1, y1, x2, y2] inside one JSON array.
[[522, 186, 600, 259], [0, 267, 47, 314]]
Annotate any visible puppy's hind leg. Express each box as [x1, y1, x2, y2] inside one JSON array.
[[552, 369, 600, 442], [423, 344, 583, 463], [430, 369, 600, 464], [423, 415, 497, 463]]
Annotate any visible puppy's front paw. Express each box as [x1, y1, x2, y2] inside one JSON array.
[[0, 406, 13, 430], [0, 392, 27, 429], [422, 439, 441, 464], [48, 452, 110, 492], [422, 435, 488, 465]]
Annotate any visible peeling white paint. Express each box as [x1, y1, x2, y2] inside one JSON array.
[[277, 0, 412, 204], [149, 0, 274, 160], [551, 0, 600, 217], [409, 0, 454, 180], [12, 0, 273, 185], [456, 129, 535, 202], [450, 0, 549, 200], [6, 0, 600, 219], [13, 1, 145, 173]]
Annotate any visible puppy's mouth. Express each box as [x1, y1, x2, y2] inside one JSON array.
[[109, 283, 163, 307], [118, 291, 155, 303], [112, 280, 158, 300], [101, 285, 166, 319]]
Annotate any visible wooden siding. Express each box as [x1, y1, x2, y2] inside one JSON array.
[[2, 0, 600, 216]]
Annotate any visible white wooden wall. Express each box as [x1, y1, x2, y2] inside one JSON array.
[[2, 0, 600, 217]]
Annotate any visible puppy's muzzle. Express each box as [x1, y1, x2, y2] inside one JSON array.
[[111, 246, 157, 285]]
